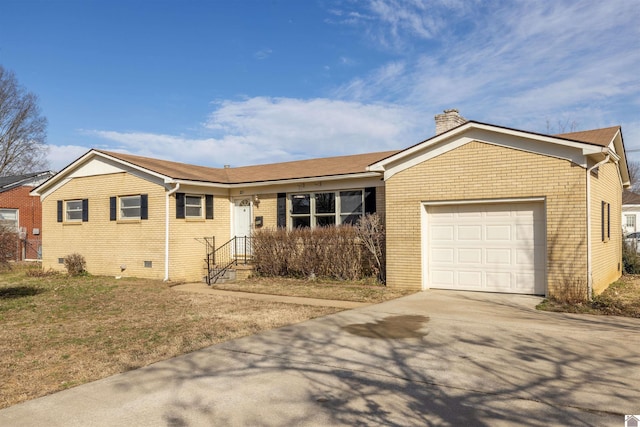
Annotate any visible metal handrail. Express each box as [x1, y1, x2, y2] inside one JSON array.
[[205, 236, 252, 285]]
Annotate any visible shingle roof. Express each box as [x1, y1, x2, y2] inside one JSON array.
[[0, 171, 54, 193], [96, 149, 400, 184], [623, 190, 640, 205], [92, 124, 622, 186], [555, 126, 620, 147]]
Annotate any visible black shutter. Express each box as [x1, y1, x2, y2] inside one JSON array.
[[82, 199, 89, 222], [57, 200, 63, 223], [176, 192, 185, 219], [277, 193, 286, 228], [141, 194, 148, 220], [607, 202, 611, 239], [205, 195, 214, 219], [364, 187, 376, 214], [601, 201, 605, 241], [110, 197, 117, 221]]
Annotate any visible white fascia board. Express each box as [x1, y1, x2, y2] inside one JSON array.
[[375, 124, 602, 180], [228, 172, 383, 189], [32, 149, 173, 198]]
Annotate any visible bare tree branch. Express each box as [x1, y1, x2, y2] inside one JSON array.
[[0, 65, 49, 176]]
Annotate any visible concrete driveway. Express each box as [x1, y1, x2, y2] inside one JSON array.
[[1, 290, 638, 426]]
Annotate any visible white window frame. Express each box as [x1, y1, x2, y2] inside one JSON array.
[[626, 214, 636, 229], [185, 194, 203, 218], [66, 200, 83, 222], [0, 208, 19, 231], [289, 189, 364, 228], [120, 195, 141, 220]]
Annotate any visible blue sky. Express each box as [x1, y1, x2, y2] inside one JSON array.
[[1, 0, 639, 171]]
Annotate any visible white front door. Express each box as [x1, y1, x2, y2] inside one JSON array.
[[234, 198, 252, 238]]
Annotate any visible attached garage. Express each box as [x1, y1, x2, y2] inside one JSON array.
[[423, 201, 546, 294], [370, 116, 628, 298]]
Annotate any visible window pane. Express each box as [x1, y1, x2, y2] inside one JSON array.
[[340, 191, 363, 214], [186, 206, 201, 217], [66, 200, 83, 221], [120, 196, 141, 219], [292, 216, 311, 228], [292, 194, 310, 214], [185, 195, 202, 217], [341, 213, 362, 225], [0, 209, 18, 230], [627, 215, 636, 228], [316, 216, 336, 227], [315, 193, 335, 214]]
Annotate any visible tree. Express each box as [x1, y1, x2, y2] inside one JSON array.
[[0, 65, 48, 176], [627, 160, 640, 192]]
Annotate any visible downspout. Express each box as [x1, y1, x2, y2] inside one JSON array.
[[164, 182, 181, 281], [586, 153, 610, 299]]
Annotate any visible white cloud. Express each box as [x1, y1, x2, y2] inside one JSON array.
[[85, 97, 426, 168], [254, 48, 273, 60], [47, 144, 92, 172]]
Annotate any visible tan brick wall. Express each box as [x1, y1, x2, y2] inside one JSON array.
[[385, 141, 588, 297], [253, 193, 278, 230], [42, 173, 232, 282], [590, 161, 623, 294]]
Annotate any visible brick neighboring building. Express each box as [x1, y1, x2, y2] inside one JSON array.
[[0, 171, 55, 260]]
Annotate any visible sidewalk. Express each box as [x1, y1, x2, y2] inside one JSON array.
[[171, 282, 370, 309]]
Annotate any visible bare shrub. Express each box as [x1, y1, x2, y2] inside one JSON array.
[[64, 253, 86, 276], [252, 226, 366, 281], [0, 225, 19, 267], [355, 214, 386, 284], [551, 278, 588, 304], [622, 238, 640, 274], [26, 268, 59, 278]]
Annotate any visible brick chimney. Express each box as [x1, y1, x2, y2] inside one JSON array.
[[434, 109, 466, 135]]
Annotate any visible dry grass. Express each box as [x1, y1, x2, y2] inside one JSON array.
[[0, 264, 340, 409], [212, 276, 415, 303], [537, 274, 640, 317]]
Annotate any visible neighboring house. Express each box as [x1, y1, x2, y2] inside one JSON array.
[[0, 171, 55, 260], [622, 189, 640, 234], [31, 111, 630, 298]]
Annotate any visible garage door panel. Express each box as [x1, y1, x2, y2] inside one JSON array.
[[427, 202, 545, 295], [458, 248, 482, 263], [486, 225, 511, 240], [432, 248, 454, 263], [458, 225, 482, 240], [486, 248, 511, 264], [459, 271, 482, 287]]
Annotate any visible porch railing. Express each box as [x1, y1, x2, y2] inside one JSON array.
[[205, 236, 252, 285]]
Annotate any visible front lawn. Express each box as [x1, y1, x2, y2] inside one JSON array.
[[537, 275, 640, 317], [211, 276, 416, 303], [0, 265, 340, 409]]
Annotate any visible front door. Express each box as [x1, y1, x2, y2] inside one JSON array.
[[233, 198, 252, 255]]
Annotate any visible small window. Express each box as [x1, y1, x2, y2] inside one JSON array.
[[144, 261, 152, 268], [66, 200, 83, 222], [120, 196, 141, 219], [58, 258, 65, 264], [185, 195, 203, 218], [626, 215, 636, 229], [0, 209, 18, 231]]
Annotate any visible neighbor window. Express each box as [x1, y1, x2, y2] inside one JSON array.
[[626, 214, 636, 229], [0, 209, 18, 231], [66, 200, 83, 222], [185, 195, 203, 218], [289, 190, 365, 228]]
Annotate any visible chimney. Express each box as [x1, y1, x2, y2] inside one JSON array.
[[434, 109, 466, 135]]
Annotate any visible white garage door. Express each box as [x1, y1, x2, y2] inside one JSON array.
[[426, 202, 545, 294]]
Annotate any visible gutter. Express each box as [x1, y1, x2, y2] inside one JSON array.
[[586, 152, 610, 299], [164, 182, 181, 281]]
